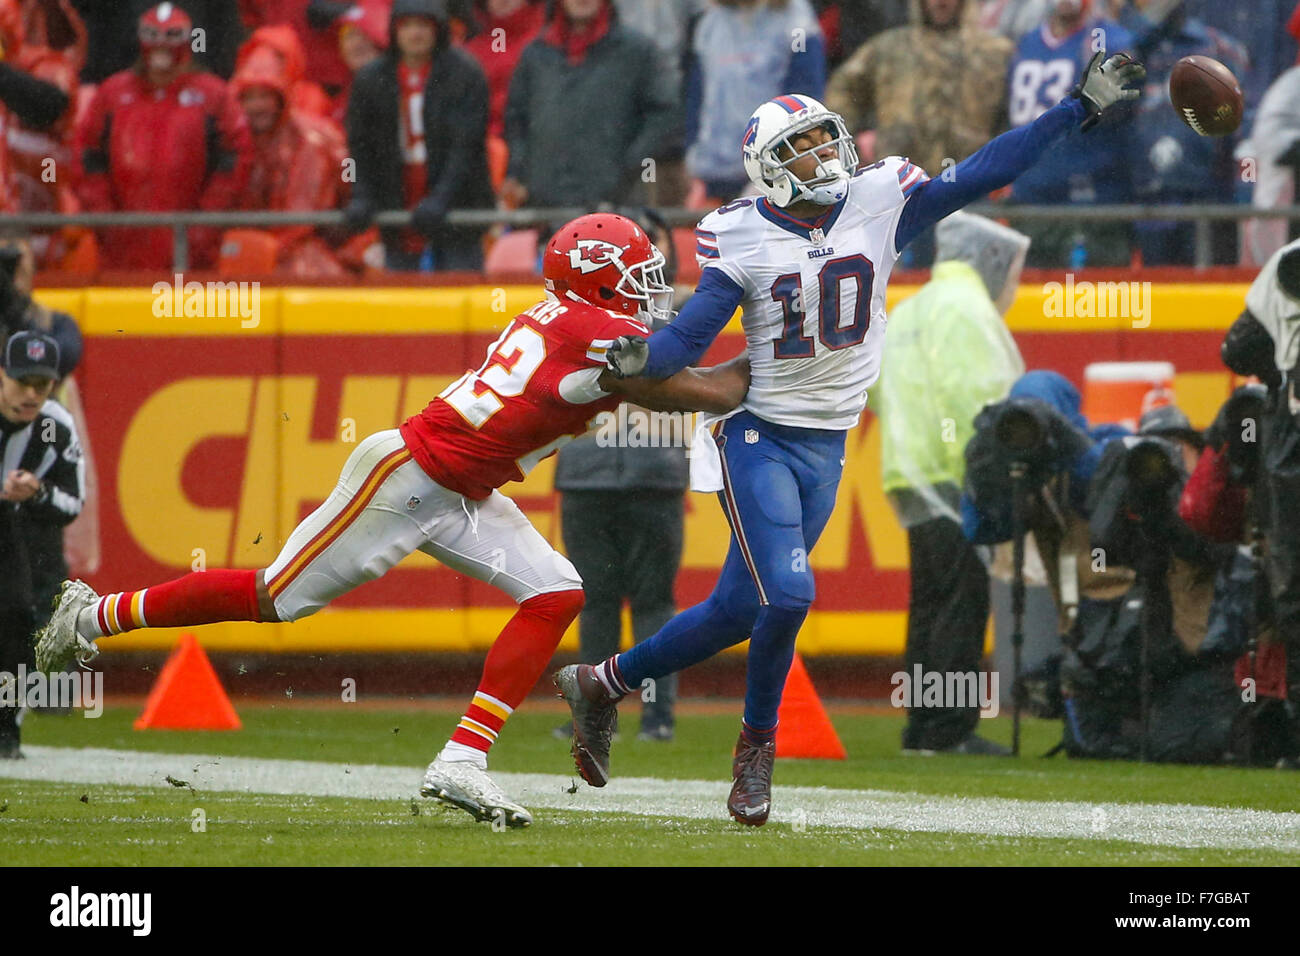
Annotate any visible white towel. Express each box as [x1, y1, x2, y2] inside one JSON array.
[[687, 410, 739, 492]]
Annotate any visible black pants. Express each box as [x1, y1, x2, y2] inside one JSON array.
[[0, 605, 34, 747], [902, 516, 991, 750], [560, 490, 683, 728], [383, 233, 484, 272]]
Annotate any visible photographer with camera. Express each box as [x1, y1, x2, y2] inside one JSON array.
[[961, 370, 1133, 753], [1083, 405, 1245, 763], [1220, 238, 1300, 765], [1178, 384, 1297, 765]]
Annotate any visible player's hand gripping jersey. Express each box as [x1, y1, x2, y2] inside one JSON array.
[[694, 157, 928, 429], [400, 298, 650, 499]]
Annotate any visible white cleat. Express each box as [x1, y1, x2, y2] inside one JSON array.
[[419, 757, 533, 828], [34, 580, 101, 674]]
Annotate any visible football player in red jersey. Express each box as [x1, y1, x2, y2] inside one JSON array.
[[35, 213, 748, 827]]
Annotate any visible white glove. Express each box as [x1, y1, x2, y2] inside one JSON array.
[[606, 335, 649, 378], [1073, 49, 1145, 131]]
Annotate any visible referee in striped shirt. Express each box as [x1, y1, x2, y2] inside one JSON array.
[[1, 331, 84, 758]]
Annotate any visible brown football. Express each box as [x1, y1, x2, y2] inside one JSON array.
[[1169, 55, 1244, 137]]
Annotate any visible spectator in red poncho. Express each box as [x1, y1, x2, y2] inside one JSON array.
[[73, 2, 252, 271], [6, 0, 92, 270], [238, 0, 389, 95], [0, 0, 72, 215], [229, 42, 350, 277], [233, 23, 334, 118], [463, 0, 543, 139]]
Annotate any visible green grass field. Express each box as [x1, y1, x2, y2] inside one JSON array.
[[2, 700, 1296, 866]]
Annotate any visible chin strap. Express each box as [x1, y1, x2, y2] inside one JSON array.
[[791, 176, 849, 206], [787, 159, 850, 206]]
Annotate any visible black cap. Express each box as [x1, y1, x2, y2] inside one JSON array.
[[3, 330, 61, 380], [1138, 404, 1203, 449]]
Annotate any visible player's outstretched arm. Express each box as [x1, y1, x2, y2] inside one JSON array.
[[894, 51, 1144, 252], [600, 352, 750, 414], [606, 268, 745, 379]]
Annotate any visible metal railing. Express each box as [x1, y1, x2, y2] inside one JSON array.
[[6, 203, 1300, 270]]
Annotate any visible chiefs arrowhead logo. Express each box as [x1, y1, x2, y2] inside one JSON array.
[[567, 239, 626, 274]]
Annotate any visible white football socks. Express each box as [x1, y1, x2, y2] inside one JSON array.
[[438, 740, 488, 769]]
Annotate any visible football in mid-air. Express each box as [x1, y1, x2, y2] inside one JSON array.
[[1169, 55, 1244, 137]]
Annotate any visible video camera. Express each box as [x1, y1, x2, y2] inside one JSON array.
[[1087, 435, 1184, 564], [1123, 437, 1183, 510], [967, 396, 1095, 494]]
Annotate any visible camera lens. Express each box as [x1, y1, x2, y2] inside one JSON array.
[[995, 404, 1046, 454]]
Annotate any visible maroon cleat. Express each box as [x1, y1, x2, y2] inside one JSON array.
[[553, 664, 619, 787], [727, 731, 775, 826]]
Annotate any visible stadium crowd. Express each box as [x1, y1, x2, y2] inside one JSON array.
[[0, 0, 1298, 276]]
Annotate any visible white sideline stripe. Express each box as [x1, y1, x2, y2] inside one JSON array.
[[4, 746, 1298, 852]]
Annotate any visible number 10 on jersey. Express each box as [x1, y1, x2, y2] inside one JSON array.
[[771, 254, 875, 360]]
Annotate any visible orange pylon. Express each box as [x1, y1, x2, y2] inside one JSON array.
[[134, 633, 242, 730], [775, 654, 846, 759]]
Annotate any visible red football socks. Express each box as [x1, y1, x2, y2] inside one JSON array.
[[450, 589, 584, 754], [86, 569, 262, 637]]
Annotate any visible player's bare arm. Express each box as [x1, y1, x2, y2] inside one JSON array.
[[599, 351, 750, 414]]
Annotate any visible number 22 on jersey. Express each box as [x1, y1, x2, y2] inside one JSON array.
[[439, 302, 566, 427]]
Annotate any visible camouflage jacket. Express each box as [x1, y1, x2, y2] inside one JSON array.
[[825, 9, 1013, 176]]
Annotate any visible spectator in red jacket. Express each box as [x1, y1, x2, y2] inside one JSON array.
[[73, 2, 252, 271], [463, 0, 543, 138], [230, 42, 349, 276]]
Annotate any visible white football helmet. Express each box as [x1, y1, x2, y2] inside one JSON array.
[[741, 94, 859, 208]]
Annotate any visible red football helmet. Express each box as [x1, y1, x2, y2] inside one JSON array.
[[543, 213, 673, 324], [139, 2, 193, 64]]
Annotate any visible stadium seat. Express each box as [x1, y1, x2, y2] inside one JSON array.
[[484, 229, 539, 276], [218, 229, 281, 276]]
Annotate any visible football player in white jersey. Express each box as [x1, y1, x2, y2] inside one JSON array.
[[555, 51, 1145, 825]]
